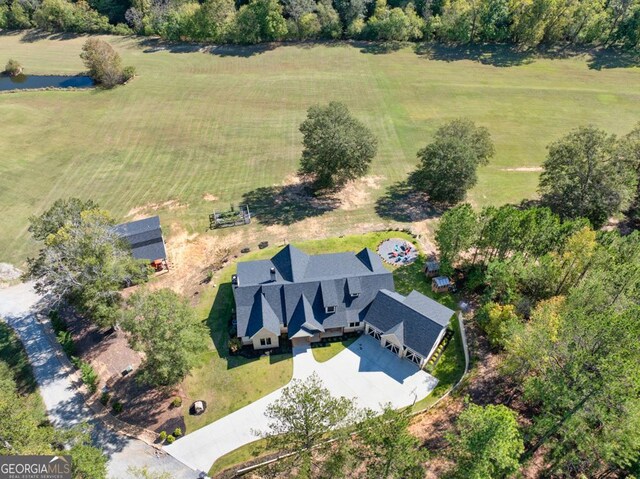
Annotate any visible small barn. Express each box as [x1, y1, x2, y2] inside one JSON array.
[[431, 276, 450, 293], [114, 216, 168, 271], [424, 260, 440, 277]]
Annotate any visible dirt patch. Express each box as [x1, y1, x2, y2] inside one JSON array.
[[126, 200, 187, 220], [410, 220, 439, 255], [64, 308, 184, 434], [339, 175, 384, 211], [500, 167, 543, 172], [203, 194, 219, 202]]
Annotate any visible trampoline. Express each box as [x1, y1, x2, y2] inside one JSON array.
[[378, 238, 419, 266]]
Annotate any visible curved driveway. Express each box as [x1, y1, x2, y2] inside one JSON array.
[[165, 334, 438, 473], [0, 282, 196, 479]]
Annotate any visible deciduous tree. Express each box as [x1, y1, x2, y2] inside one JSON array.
[[80, 38, 134, 87], [122, 289, 208, 387], [299, 101, 378, 190], [355, 405, 427, 479], [27, 201, 149, 327], [258, 373, 359, 477], [446, 402, 524, 479], [413, 118, 494, 204], [539, 126, 636, 227]]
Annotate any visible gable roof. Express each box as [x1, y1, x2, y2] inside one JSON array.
[[246, 290, 281, 337], [236, 245, 388, 287], [364, 289, 453, 357], [288, 294, 325, 339], [113, 216, 166, 261], [233, 245, 394, 340]]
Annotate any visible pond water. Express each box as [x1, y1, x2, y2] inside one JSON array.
[[0, 74, 94, 91]]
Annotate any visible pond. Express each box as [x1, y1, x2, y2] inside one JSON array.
[[0, 74, 94, 91]]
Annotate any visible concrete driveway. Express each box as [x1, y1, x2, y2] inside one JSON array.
[[165, 334, 438, 473], [0, 283, 196, 479]]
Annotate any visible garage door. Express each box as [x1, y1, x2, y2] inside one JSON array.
[[385, 342, 400, 355]]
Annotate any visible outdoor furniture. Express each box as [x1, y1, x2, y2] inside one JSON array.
[[378, 238, 419, 266]]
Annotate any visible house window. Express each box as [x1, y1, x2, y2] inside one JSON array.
[[326, 306, 336, 314], [260, 337, 272, 346], [349, 322, 360, 328]]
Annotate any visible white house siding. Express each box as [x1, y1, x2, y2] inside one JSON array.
[[380, 333, 405, 357], [251, 329, 280, 350], [423, 327, 447, 364]]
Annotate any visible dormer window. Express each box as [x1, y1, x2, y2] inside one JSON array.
[[326, 306, 336, 314]]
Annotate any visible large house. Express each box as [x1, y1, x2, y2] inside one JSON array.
[[232, 244, 454, 368]]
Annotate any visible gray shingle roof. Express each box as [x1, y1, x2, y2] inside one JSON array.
[[113, 216, 166, 261], [320, 280, 338, 308], [233, 245, 394, 339], [233, 244, 453, 358], [346, 276, 362, 296], [364, 289, 453, 357]]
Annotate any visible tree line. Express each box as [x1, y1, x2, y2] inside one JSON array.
[[435, 201, 640, 477], [1, 0, 639, 47]]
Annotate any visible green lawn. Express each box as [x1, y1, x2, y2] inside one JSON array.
[[1, 33, 640, 266], [311, 336, 358, 362]]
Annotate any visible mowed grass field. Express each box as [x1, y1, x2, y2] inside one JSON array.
[[1, 32, 639, 265]]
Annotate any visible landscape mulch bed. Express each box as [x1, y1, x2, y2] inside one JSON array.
[[63, 308, 185, 435]]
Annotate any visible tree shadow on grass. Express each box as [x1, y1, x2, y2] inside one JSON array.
[[587, 47, 640, 70], [137, 37, 277, 58], [414, 42, 640, 70], [414, 42, 536, 67], [242, 181, 339, 226], [18, 30, 86, 43], [375, 177, 442, 222], [357, 41, 407, 55]]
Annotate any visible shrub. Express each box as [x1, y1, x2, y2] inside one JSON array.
[[100, 392, 111, 405], [49, 309, 66, 333], [122, 65, 136, 82], [228, 337, 242, 353], [171, 397, 182, 408], [75, 359, 98, 393], [158, 430, 167, 441], [173, 427, 182, 437], [112, 401, 123, 414], [476, 302, 520, 349], [4, 59, 23, 76], [111, 23, 133, 35], [57, 331, 76, 356], [166, 434, 175, 444]]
